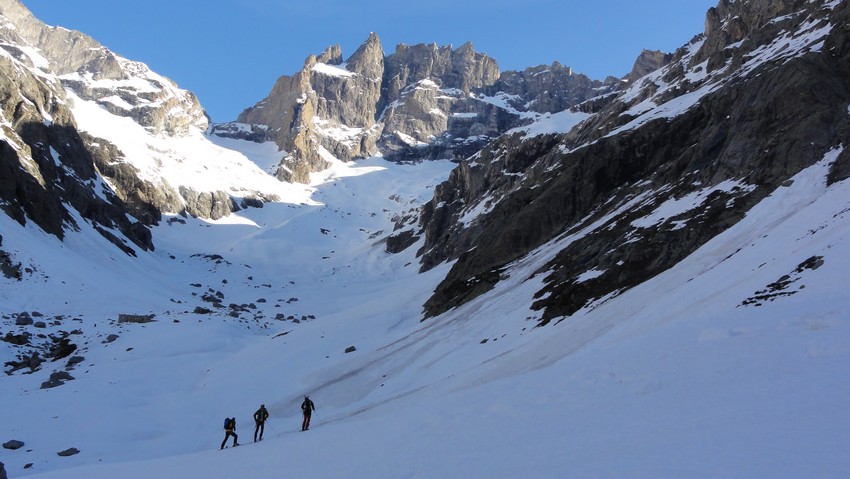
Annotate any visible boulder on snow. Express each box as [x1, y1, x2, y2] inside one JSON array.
[[118, 313, 156, 324], [65, 356, 85, 368], [57, 447, 80, 457], [0, 461, 7, 479], [49, 338, 77, 360], [5, 352, 42, 373], [40, 371, 75, 389], [344, 346, 357, 353], [2, 440, 24, 450], [2, 331, 30, 346]]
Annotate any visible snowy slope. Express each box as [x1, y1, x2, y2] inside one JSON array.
[[1, 142, 848, 478], [2, 1, 849, 477]]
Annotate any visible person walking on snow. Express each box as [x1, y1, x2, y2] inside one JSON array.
[[220, 417, 239, 449], [253, 404, 269, 442], [301, 395, 315, 431]]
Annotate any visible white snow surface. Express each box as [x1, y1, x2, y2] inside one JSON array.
[[2, 5, 848, 476], [311, 62, 355, 78], [67, 91, 295, 205], [1, 109, 849, 479], [509, 108, 591, 138], [631, 179, 756, 230]]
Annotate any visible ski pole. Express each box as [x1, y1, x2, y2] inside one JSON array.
[[267, 419, 278, 437]]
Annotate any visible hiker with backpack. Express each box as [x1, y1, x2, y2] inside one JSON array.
[[301, 395, 315, 431], [253, 404, 269, 442], [220, 417, 239, 449]]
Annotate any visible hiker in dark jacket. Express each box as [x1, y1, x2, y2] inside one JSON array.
[[221, 417, 239, 449], [253, 404, 269, 442], [301, 396, 315, 431]]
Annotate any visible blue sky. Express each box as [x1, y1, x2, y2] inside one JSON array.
[[24, 0, 717, 123]]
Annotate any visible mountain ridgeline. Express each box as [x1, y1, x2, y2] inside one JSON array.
[[410, 0, 850, 323], [212, 33, 622, 183], [1, 0, 849, 328]]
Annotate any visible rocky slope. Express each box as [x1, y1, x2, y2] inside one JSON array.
[[8, 0, 844, 335], [0, 0, 289, 263], [0, 0, 153, 255], [404, 0, 850, 323], [0, 0, 207, 136]]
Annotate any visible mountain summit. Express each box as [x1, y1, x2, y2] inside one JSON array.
[[215, 33, 615, 183]]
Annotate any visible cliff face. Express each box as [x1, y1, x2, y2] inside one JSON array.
[[410, 0, 850, 323], [0, 0, 287, 260], [0, 0, 208, 137], [493, 61, 618, 114], [0, 26, 153, 254], [221, 32, 622, 183]]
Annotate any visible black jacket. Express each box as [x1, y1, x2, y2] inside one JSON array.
[[254, 407, 269, 423]]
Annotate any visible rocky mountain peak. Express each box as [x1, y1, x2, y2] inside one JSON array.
[[385, 40, 499, 96], [492, 61, 617, 115], [346, 32, 384, 79], [219, 29, 642, 184], [622, 49, 674, 84], [0, 0, 123, 81], [317, 44, 343, 65], [694, 0, 812, 70], [225, 36, 518, 183], [1, 0, 293, 260], [0, 0, 207, 136]]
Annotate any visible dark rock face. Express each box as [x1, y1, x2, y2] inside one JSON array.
[[117, 313, 156, 324], [493, 62, 618, 114], [417, 0, 850, 323], [0, 50, 154, 252], [0, 235, 22, 279]]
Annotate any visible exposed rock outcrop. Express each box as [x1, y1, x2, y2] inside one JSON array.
[[1, 0, 274, 254], [227, 34, 618, 183], [0, 34, 154, 252], [415, 0, 850, 323], [622, 50, 675, 84], [0, 0, 208, 136], [493, 62, 618, 114]]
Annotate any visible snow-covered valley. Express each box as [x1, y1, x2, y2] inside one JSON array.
[[2, 134, 849, 477], [2, 0, 850, 477]]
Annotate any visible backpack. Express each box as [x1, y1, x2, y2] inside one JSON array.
[[223, 417, 233, 430]]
